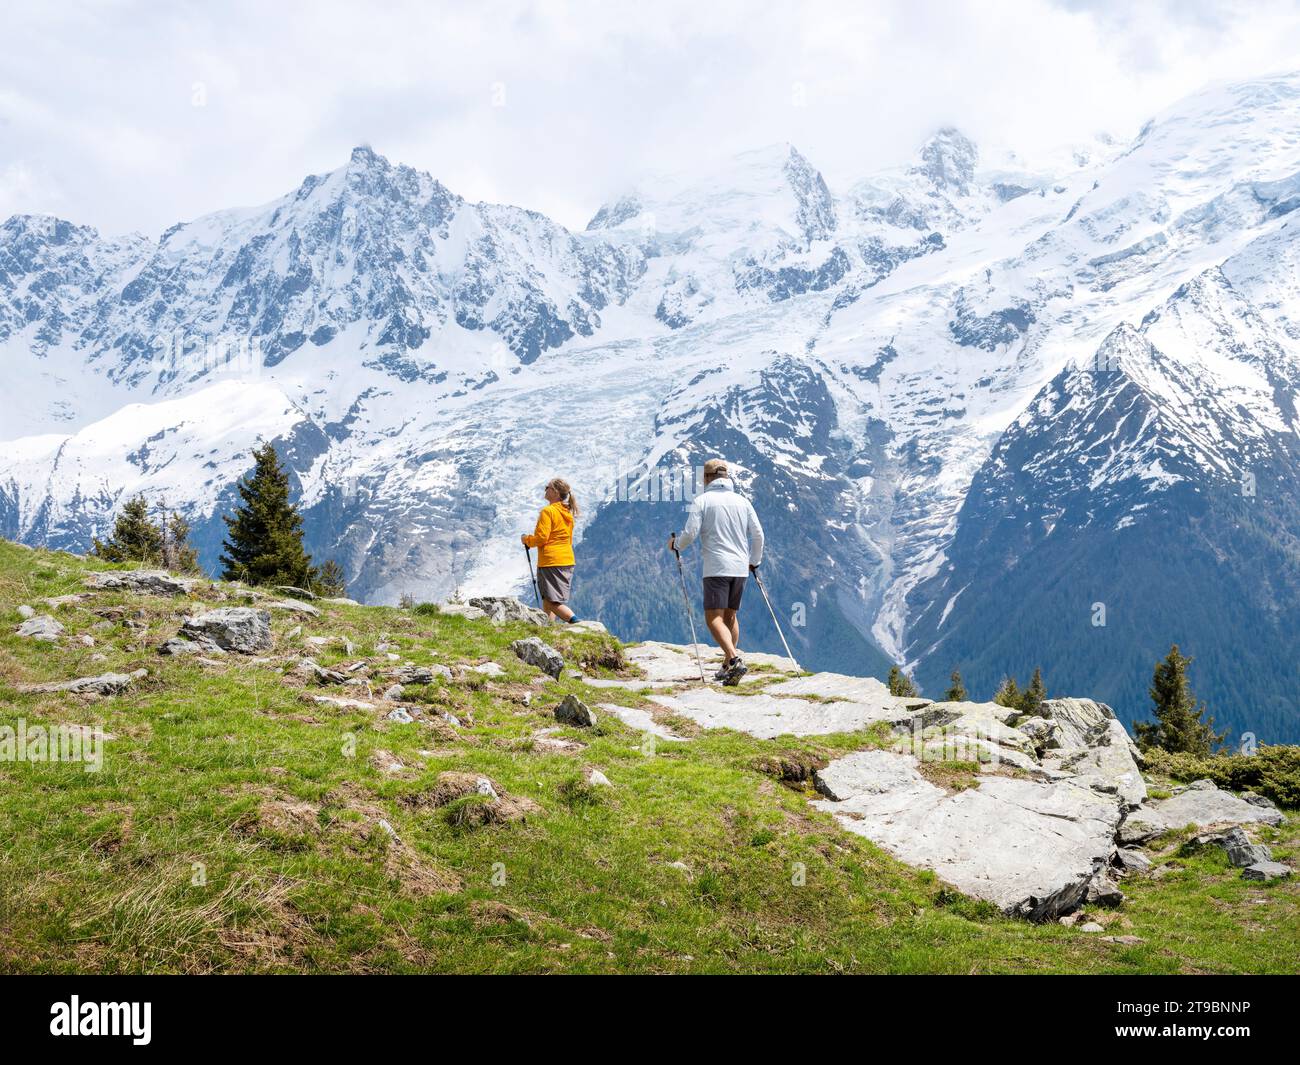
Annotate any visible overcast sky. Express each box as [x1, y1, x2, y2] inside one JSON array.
[[3, 0, 1300, 237]]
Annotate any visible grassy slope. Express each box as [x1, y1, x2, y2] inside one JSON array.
[[0, 540, 1295, 974]]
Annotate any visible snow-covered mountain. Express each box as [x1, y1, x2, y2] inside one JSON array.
[[5, 73, 1300, 739]]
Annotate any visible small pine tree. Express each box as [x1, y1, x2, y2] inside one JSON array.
[[91, 495, 164, 564], [993, 675, 1021, 709], [887, 665, 918, 697], [1020, 667, 1047, 716], [1135, 644, 1226, 756], [160, 508, 202, 574], [944, 669, 967, 702], [220, 442, 314, 587], [312, 559, 347, 598]]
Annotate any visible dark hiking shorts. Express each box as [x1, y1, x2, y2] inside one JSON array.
[[537, 565, 573, 604], [702, 575, 746, 611]]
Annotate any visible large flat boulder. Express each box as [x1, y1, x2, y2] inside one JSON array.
[[180, 608, 272, 654], [1119, 779, 1284, 843], [625, 641, 798, 686], [85, 570, 201, 596], [647, 687, 917, 739], [813, 749, 1124, 921]]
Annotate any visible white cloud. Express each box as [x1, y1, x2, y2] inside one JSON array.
[[2, 0, 1299, 236]]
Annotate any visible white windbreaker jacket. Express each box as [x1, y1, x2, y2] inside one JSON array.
[[675, 478, 765, 578]]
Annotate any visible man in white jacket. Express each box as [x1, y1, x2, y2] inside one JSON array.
[[668, 458, 765, 685]]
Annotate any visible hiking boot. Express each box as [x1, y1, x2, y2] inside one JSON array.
[[713, 657, 733, 681], [721, 656, 748, 686]]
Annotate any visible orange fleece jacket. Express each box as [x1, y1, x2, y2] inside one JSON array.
[[523, 502, 576, 567]]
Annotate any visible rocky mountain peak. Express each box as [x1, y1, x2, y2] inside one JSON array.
[[913, 126, 978, 195]]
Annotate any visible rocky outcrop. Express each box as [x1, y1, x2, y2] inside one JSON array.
[[1118, 779, 1283, 843], [467, 596, 549, 625], [179, 608, 273, 654], [84, 570, 201, 595], [812, 750, 1123, 920], [629, 641, 1290, 921]]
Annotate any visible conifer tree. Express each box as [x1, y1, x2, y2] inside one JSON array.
[[312, 559, 347, 598], [91, 495, 164, 564], [1135, 645, 1226, 755], [944, 669, 967, 702], [993, 675, 1021, 709], [888, 665, 918, 697], [1020, 667, 1047, 716], [161, 510, 202, 574], [220, 442, 314, 586]]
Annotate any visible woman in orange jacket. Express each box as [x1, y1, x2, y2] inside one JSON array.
[[521, 477, 581, 623]]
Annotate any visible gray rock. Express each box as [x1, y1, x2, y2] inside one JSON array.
[[386, 708, 415, 723], [1119, 781, 1283, 843], [310, 695, 377, 710], [470, 662, 506, 677], [84, 570, 201, 595], [383, 684, 405, 701], [272, 585, 316, 600], [812, 748, 1124, 921], [649, 686, 917, 740], [1079, 922, 1105, 933], [1242, 861, 1291, 881], [587, 769, 612, 787], [436, 602, 488, 621], [1192, 827, 1273, 867], [158, 636, 219, 656], [395, 664, 452, 684], [1041, 698, 1143, 765], [1019, 715, 1064, 752], [510, 636, 565, 678], [265, 599, 321, 617], [17, 604, 35, 619], [16, 614, 64, 641], [1043, 718, 1147, 807], [468, 596, 549, 625], [180, 608, 272, 654], [1240, 792, 1279, 811], [1085, 866, 1126, 907], [569, 620, 608, 633], [555, 694, 597, 728], [1111, 848, 1153, 875], [297, 657, 349, 684], [19, 669, 148, 695]]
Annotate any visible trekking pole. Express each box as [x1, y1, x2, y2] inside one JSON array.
[[523, 545, 542, 608], [750, 565, 802, 673], [671, 534, 708, 685]]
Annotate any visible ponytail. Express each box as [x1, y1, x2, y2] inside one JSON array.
[[547, 477, 579, 518]]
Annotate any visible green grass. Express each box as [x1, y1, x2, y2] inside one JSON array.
[[0, 539, 1296, 973]]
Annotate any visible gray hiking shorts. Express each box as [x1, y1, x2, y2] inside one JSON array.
[[702, 575, 746, 611], [537, 565, 573, 604]]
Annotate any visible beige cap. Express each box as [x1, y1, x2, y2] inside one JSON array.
[[703, 458, 728, 482]]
